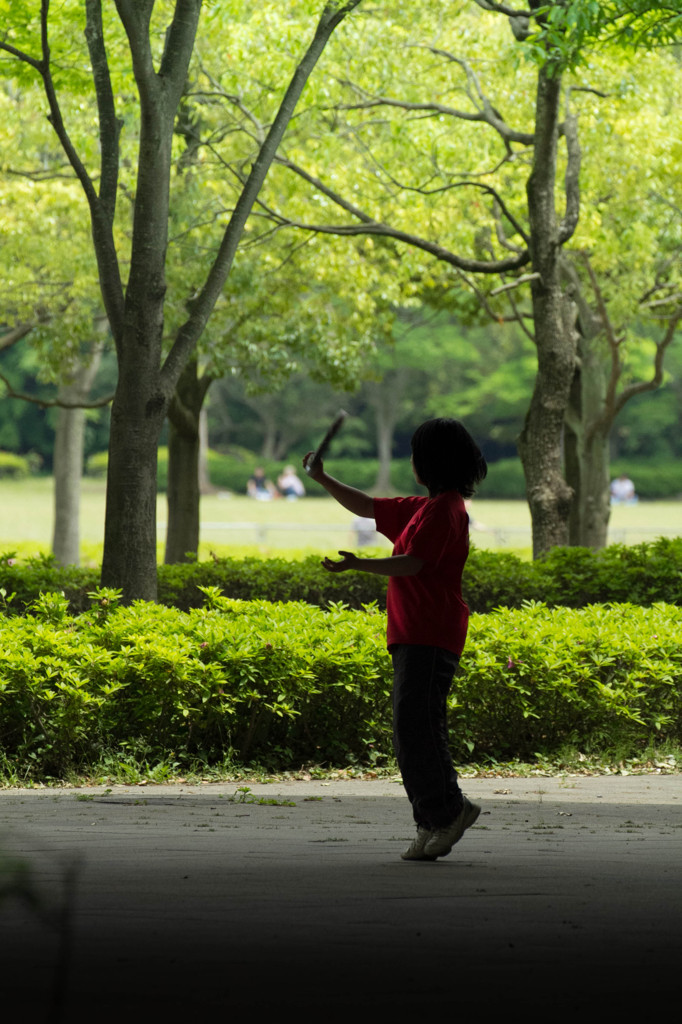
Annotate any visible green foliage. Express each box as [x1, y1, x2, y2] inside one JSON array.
[[475, 457, 682, 501], [0, 553, 96, 615], [457, 601, 682, 761], [157, 555, 387, 611], [1, 595, 680, 779], [464, 538, 682, 611], [0, 594, 392, 777], [2, 539, 682, 619], [86, 447, 422, 496], [609, 458, 682, 500], [87, 433, 672, 504], [477, 459, 527, 500], [0, 451, 31, 478], [587, 1, 682, 50]]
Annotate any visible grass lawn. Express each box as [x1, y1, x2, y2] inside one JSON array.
[[0, 477, 680, 563]]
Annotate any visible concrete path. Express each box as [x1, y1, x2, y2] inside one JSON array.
[[1, 775, 681, 1022]]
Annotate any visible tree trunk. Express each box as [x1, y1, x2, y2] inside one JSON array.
[[565, 330, 611, 549], [374, 399, 397, 492], [101, 365, 165, 600], [259, 407, 281, 461], [52, 405, 86, 566], [165, 419, 200, 563], [562, 255, 615, 550], [198, 405, 214, 495], [164, 360, 213, 564], [98, 3, 188, 600], [579, 424, 611, 548], [518, 68, 576, 557], [565, 366, 582, 546], [52, 344, 104, 566]]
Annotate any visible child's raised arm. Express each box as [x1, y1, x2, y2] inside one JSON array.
[[302, 453, 373, 518]]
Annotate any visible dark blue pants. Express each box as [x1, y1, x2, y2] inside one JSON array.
[[391, 644, 463, 830]]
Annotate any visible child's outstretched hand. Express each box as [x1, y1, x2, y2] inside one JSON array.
[[321, 550, 359, 573]]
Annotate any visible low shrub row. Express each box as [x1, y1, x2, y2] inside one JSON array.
[[87, 447, 422, 497], [1, 592, 680, 779], [464, 538, 682, 611], [474, 456, 682, 500], [0, 451, 31, 478], [1, 538, 682, 617], [85, 447, 682, 499]]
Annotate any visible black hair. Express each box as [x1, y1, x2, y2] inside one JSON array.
[[410, 418, 487, 498]]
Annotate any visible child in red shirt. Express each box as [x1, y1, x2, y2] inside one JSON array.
[[304, 418, 487, 861]]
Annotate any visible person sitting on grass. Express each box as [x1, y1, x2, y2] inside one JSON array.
[[304, 417, 487, 861], [246, 467, 277, 501], [610, 473, 638, 506], [277, 464, 306, 500]]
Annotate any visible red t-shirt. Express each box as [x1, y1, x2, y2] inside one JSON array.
[[373, 492, 470, 656]]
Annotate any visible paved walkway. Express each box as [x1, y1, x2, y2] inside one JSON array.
[[1, 775, 681, 1021]]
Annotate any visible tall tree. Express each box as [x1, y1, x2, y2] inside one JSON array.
[[223, 1, 682, 553], [0, 77, 114, 563], [0, 0, 362, 599], [238, 3, 581, 554]]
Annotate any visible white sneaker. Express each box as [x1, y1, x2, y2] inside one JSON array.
[[401, 826, 436, 861], [423, 797, 481, 859]]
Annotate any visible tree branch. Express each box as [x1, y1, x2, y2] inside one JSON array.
[[579, 254, 622, 440], [490, 272, 541, 295], [35, 1, 98, 208], [559, 103, 581, 244], [114, 0, 156, 102], [466, 183, 530, 245], [0, 38, 42, 70], [505, 283, 537, 343], [159, 0, 204, 110], [0, 371, 114, 409], [264, 157, 531, 272], [257, 198, 530, 275], [84, 0, 122, 222], [455, 269, 535, 340], [339, 50, 534, 147], [3, 165, 77, 181], [27, 0, 127, 342], [576, 251, 682, 439], [161, 0, 364, 393], [472, 0, 533, 16], [614, 309, 682, 417], [167, 369, 216, 435], [0, 323, 37, 350]]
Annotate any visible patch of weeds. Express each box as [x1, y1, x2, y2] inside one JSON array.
[[228, 786, 295, 807]]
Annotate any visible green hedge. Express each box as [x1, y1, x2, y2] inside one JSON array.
[[0, 451, 31, 478], [610, 458, 682, 500], [1, 592, 680, 778], [87, 444, 682, 501], [86, 446, 682, 499], [463, 539, 682, 610], [471, 456, 682, 500], [376, 455, 681, 500], [87, 447, 421, 496], [476, 458, 526, 499], [2, 538, 682, 617]]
